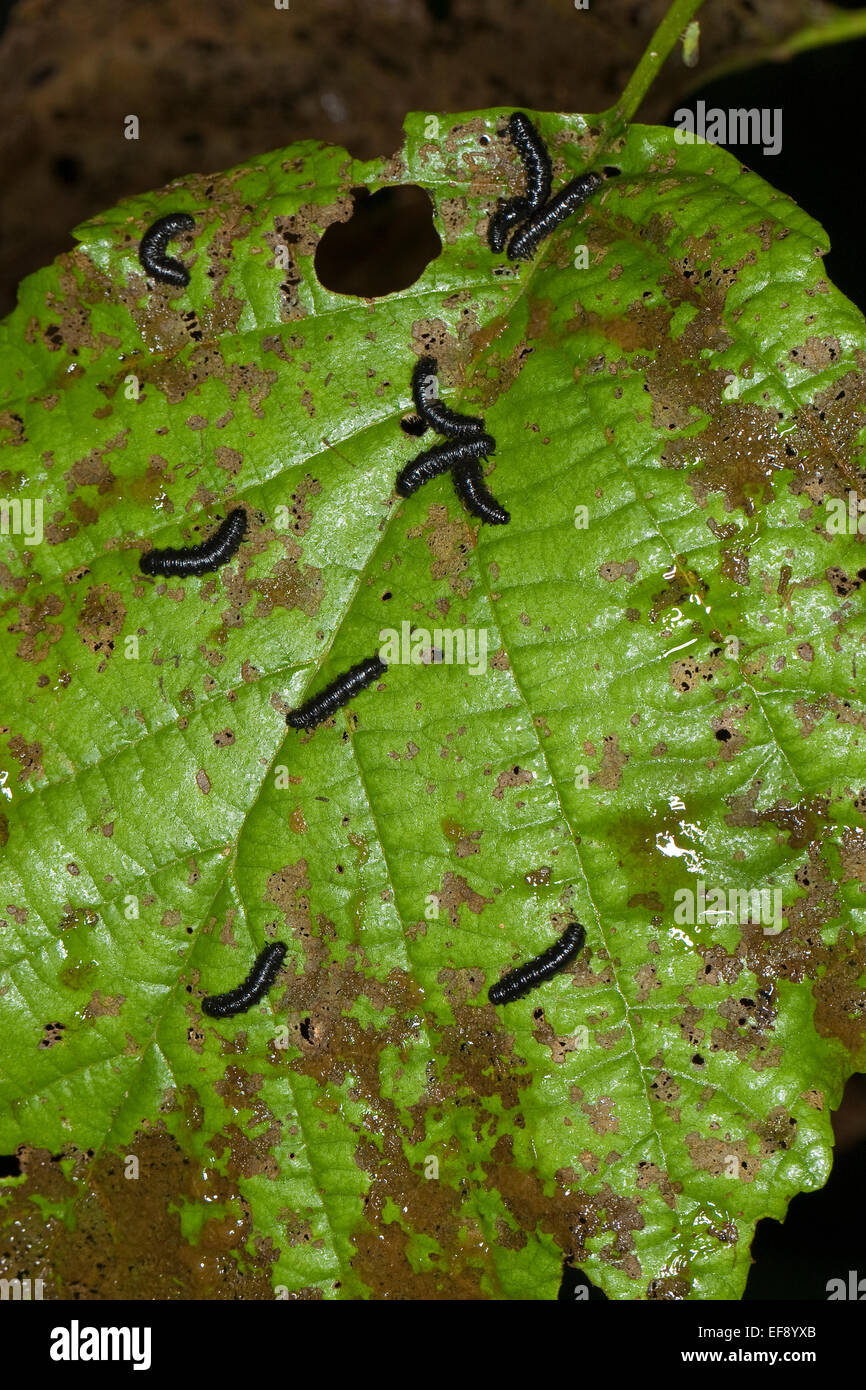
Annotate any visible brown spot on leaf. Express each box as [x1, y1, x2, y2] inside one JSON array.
[[7, 735, 43, 783], [37, 1021, 65, 1050], [647, 1273, 690, 1299], [76, 584, 125, 670], [598, 558, 639, 582], [634, 962, 661, 1003], [492, 765, 533, 800], [824, 565, 865, 599], [635, 1161, 682, 1210], [839, 826, 866, 891], [670, 651, 724, 692], [0, 1132, 274, 1297], [592, 733, 629, 790], [524, 865, 551, 887], [724, 780, 827, 852], [409, 504, 476, 597], [66, 440, 122, 496], [7, 592, 65, 663], [667, 399, 783, 516], [213, 446, 244, 478], [685, 1133, 759, 1183], [255, 556, 324, 619], [709, 704, 748, 760], [438, 872, 494, 926], [627, 891, 664, 912], [82, 990, 124, 1018]]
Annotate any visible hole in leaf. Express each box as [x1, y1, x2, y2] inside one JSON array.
[[315, 185, 441, 298], [558, 1262, 608, 1300], [0, 1153, 21, 1178]]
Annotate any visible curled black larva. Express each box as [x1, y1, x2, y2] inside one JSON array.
[[139, 507, 248, 577], [411, 356, 485, 441], [488, 112, 551, 254], [396, 434, 495, 498], [139, 212, 196, 287], [286, 654, 387, 730], [488, 197, 530, 255], [201, 941, 288, 1018], [452, 454, 509, 526], [489, 919, 586, 1005], [507, 172, 603, 261]]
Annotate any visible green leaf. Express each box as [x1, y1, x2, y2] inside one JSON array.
[[1, 110, 865, 1301]]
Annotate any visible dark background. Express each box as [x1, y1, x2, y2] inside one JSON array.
[[1, 0, 864, 1300]]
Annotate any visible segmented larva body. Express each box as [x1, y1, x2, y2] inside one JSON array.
[[138, 212, 196, 287], [488, 112, 550, 254], [286, 655, 387, 730], [396, 434, 495, 498], [507, 172, 604, 261], [139, 507, 248, 577], [201, 941, 288, 1018], [488, 919, 586, 1004], [488, 197, 531, 255], [508, 111, 552, 211], [411, 356, 486, 440], [452, 455, 510, 526], [397, 357, 506, 516]]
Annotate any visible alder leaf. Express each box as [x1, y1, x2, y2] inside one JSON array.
[[1, 110, 865, 1301]]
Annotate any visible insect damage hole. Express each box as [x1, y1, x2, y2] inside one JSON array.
[[314, 185, 441, 297]]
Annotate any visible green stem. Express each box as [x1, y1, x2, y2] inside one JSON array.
[[610, 0, 710, 129], [709, 4, 866, 78], [775, 5, 866, 56]]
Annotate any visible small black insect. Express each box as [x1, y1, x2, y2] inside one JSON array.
[[139, 507, 248, 577], [396, 434, 495, 498], [452, 454, 510, 525], [507, 172, 604, 261], [488, 919, 586, 1005], [286, 654, 387, 730], [488, 112, 551, 254], [411, 356, 486, 440], [139, 212, 196, 287], [400, 414, 428, 437], [201, 941, 288, 1018]]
